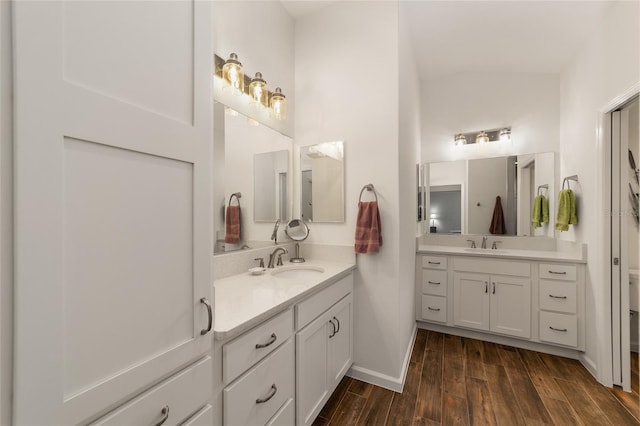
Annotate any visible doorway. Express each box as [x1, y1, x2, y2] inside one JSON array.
[[611, 95, 639, 392]]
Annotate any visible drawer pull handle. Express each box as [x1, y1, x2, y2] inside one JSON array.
[[333, 316, 340, 334], [154, 405, 169, 426], [329, 319, 336, 338], [428, 261, 441, 265], [428, 307, 441, 312], [549, 294, 568, 299], [200, 298, 212, 335], [255, 333, 277, 349], [548, 270, 567, 275], [485, 282, 488, 293], [492, 282, 496, 294], [256, 384, 278, 404], [428, 281, 440, 285], [549, 326, 568, 332]]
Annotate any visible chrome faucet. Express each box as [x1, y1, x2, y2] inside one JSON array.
[[271, 219, 281, 245], [268, 247, 288, 268], [481, 235, 488, 249]]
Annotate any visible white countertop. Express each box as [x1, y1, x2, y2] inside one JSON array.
[[417, 244, 586, 263], [214, 260, 356, 341]]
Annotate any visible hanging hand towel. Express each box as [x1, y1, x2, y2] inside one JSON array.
[[555, 189, 578, 231], [489, 196, 506, 234], [225, 205, 241, 243], [531, 195, 549, 228], [355, 201, 382, 253]]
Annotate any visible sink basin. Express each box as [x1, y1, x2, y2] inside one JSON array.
[[271, 265, 325, 279], [463, 248, 510, 254]]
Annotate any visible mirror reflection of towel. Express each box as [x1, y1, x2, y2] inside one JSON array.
[[489, 196, 506, 234], [225, 205, 241, 243], [532, 195, 549, 228], [355, 201, 382, 253]]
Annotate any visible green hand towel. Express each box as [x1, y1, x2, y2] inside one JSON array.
[[541, 195, 549, 224], [556, 189, 578, 231], [532, 195, 543, 228]]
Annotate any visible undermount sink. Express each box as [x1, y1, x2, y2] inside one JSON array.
[[271, 265, 325, 279], [463, 248, 510, 254]]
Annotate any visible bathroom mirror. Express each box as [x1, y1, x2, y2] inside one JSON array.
[[426, 152, 556, 237], [300, 141, 345, 223], [213, 102, 292, 254]]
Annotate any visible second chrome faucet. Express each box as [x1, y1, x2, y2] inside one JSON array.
[[268, 247, 288, 268]]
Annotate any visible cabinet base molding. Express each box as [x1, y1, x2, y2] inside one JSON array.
[[417, 321, 583, 360], [347, 324, 417, 393]]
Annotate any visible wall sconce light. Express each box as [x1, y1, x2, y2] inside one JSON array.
[[475, 131, 489, 144], [222, 53, 244, 95], [453, 127, 511, 146], [454, 134, 467, 147], [270, 87, 287, 120], [249, 72, 268, 107]]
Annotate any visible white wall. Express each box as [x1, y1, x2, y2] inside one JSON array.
[[213, 1, 294, 137], [559, 0, 639, 383], [295, 1, 414, 388], [421, 72, 560, 163], [467, 157, 508, 234], [0, 0, 12, 423]]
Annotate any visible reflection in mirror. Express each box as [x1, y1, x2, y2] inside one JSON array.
[[426, 152, 555, 237], [213, 102, 292, 254], [254, 150, 289, 222], [300, 141, 345, 223]]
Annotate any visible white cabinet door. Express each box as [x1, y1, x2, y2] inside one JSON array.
[[13, 2, 212, 424], [296, 310, 332, 426], [453, 272, 490, 331], [328, 294, 353, 391], [490, 276, 531, 338]]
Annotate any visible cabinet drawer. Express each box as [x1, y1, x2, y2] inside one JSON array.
[[223, 308, 294, 384], [539, 264, 577, 281], [421, 255, 447, 270], [266, 398, 294, 426], [421, 269, 447, 296], [539, 311, 578, 347], [454, 257, 530, 277], [296, 274, 353, 329], [539, 280, 577, 314], [92, 357, 211, 426], [421, 295, 447, 323], [224, 339, 294, 426], [182, 404, 213, 426]]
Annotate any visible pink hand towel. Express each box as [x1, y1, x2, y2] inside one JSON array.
[[355, 201, 382, 253], [225, 205, 241, 244]]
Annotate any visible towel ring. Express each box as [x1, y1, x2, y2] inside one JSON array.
[[359, 184, 378, 203], [228, 192, 241, 206], [537, 184, 549, 195], [562, 175, 579, 190]]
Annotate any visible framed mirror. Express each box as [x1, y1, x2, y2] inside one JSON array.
[[300, 141, 345, 223], [213, 102, 292, 254], [426, 152, 556, 237]]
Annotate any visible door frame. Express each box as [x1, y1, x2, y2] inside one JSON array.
[[597, 82, 639, 389]]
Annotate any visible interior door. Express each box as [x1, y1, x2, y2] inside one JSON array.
[[13, 2, 212, 424]]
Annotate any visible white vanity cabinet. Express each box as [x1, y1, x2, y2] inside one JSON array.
[[296, 274, 353, 426], [453, 258, 531, 339], [538, 263, 581, 348]]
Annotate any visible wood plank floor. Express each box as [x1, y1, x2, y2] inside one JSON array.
[[314, 330, 640, 425]]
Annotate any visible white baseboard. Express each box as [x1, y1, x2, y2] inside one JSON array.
[[347, 324, 417, 393]]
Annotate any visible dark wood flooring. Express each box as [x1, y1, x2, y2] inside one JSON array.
[[314, 330, 640, 425]]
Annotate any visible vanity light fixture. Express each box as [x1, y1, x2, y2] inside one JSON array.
[[270, 87, 287, 120], [249, 72, 268, 107], [222, 53, 244, 95], [454, 134, 467, 146], [499, 128, 511, 142], [475, 131, 489, 144]]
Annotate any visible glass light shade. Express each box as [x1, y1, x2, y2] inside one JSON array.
[[454, 134, 467, 146], [249, 72, 268, 107], [222, 53, 244, 95], [476, 131, 489, 144], [499, 128, 511, 142], [270, 87, 287, 120]]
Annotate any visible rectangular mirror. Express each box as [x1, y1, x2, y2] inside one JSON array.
[[426, 152, 556, 237], [213, 102, 292, 254], [300, 141, 345, 223]]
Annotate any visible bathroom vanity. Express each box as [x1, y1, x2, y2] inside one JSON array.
[[416, 239, 587, 354], [212, 258, 355, 426]]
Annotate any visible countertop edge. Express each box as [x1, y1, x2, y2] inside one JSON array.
[[214, 264, 356, 341], [416, 247, 587, 264]]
